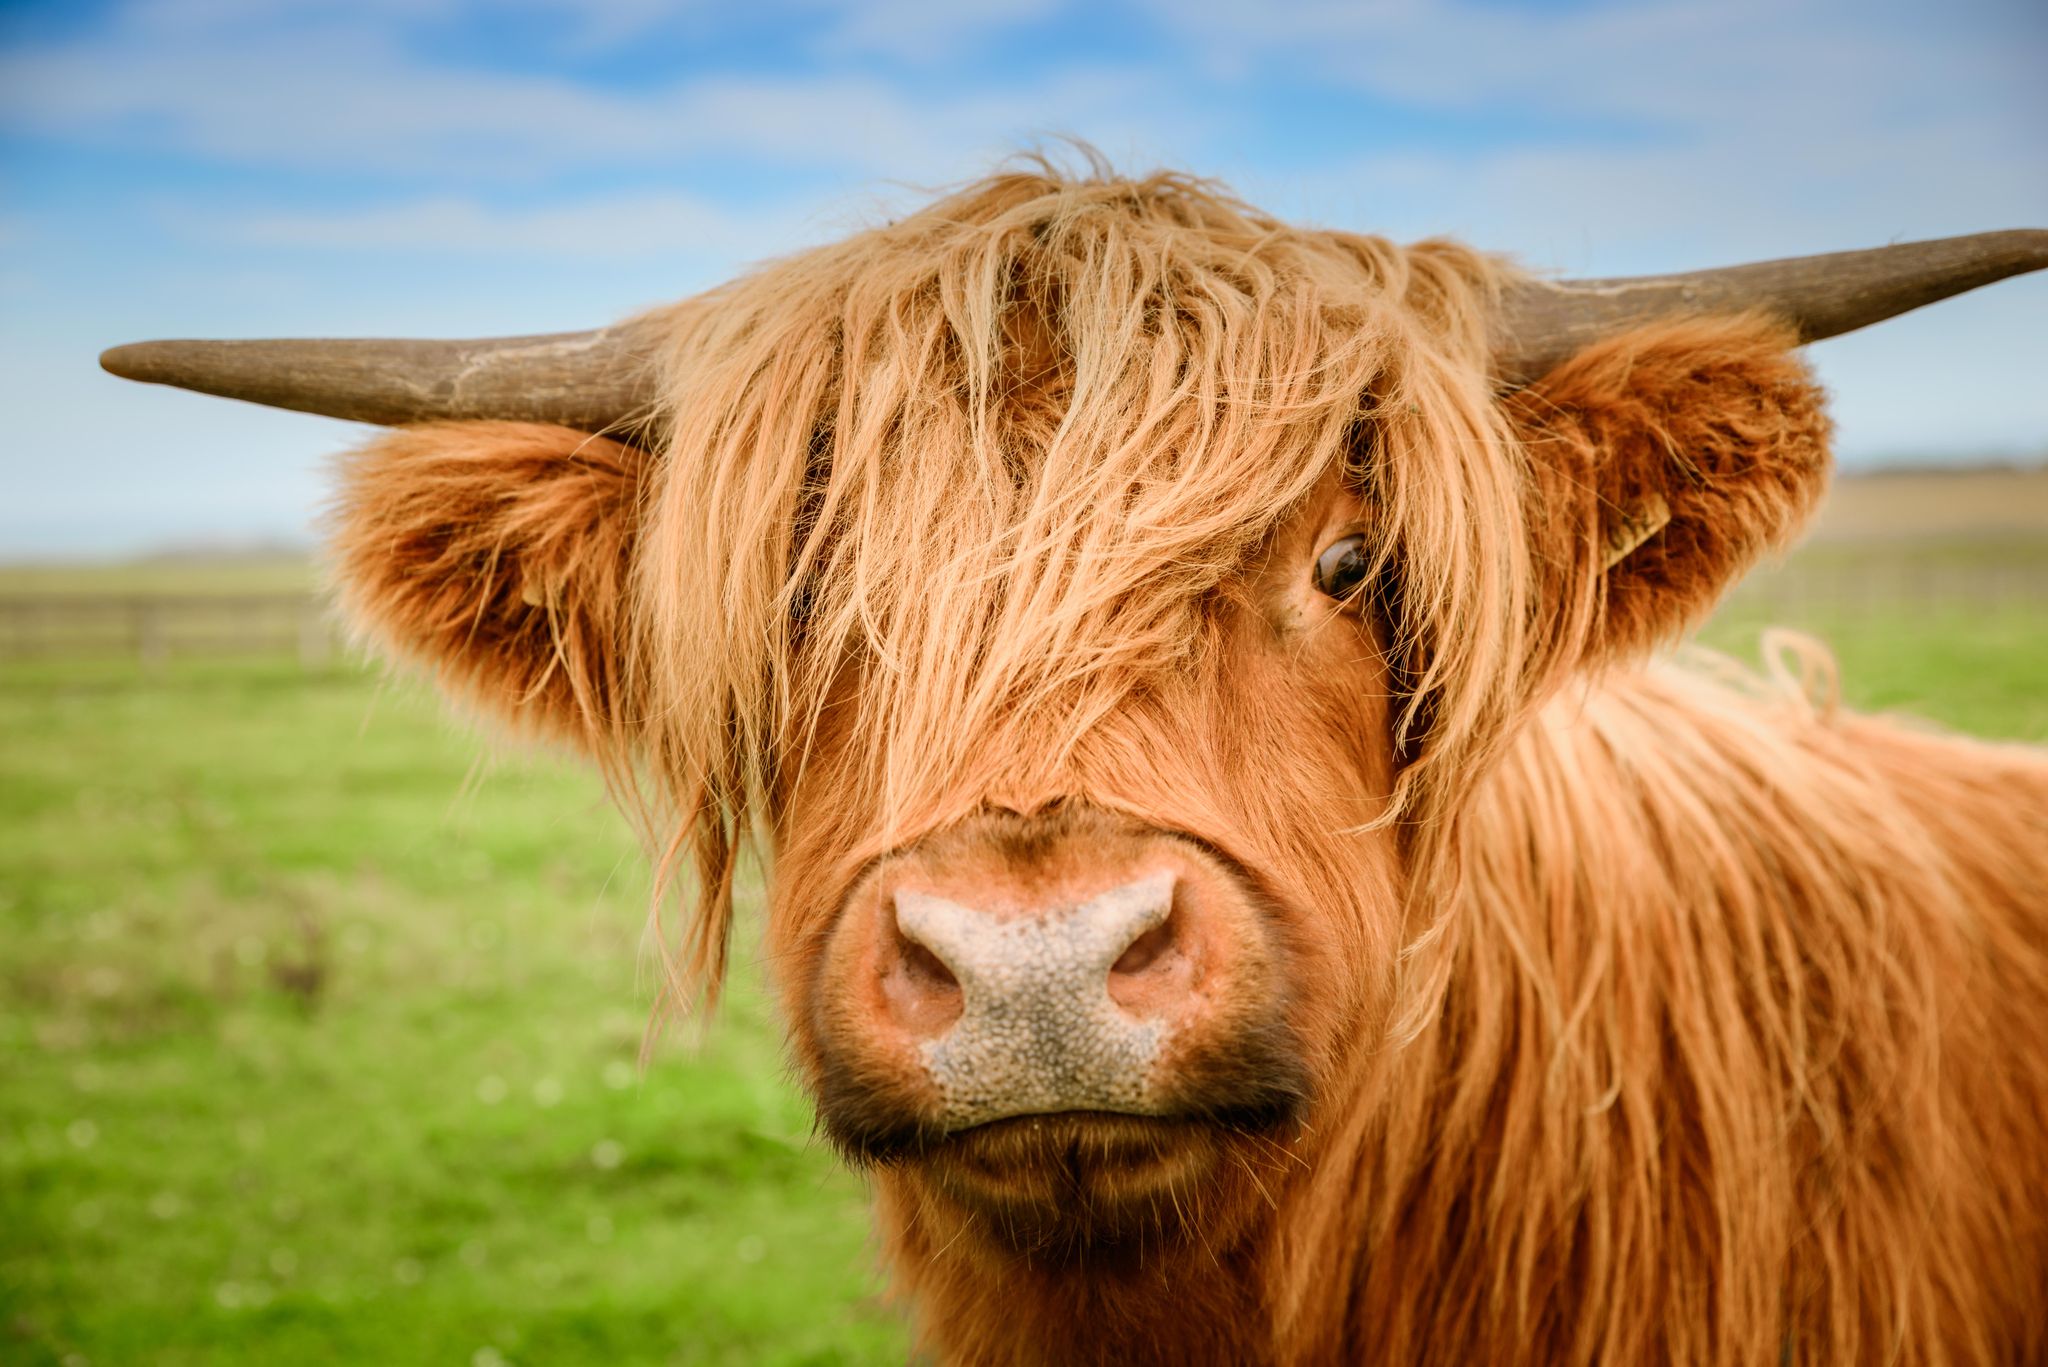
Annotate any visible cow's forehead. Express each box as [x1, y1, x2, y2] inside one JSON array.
[[629, 170, 1523, 936]]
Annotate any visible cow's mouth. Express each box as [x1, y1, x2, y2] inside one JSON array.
[[944, 1110, 1204, 1182], [855, 1090, 1303, 1256], [919, 1110, 1241, 1250]]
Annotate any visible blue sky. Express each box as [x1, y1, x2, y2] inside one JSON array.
[[2, 0, 2044, 557]]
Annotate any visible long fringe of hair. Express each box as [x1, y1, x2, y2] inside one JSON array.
[[1333, 638, 2048, 1363], [628, 156, 1535, 1013]]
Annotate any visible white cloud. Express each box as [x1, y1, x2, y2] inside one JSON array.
[[216, 190, 802, 260], [1267, 135, 2047, 276], [816, 0, 1066, 64], [4, 0, 2044, 559], [118, 0, 684, 52], [1171, 0, 2046, 274], [110, 0, 1074, 62], [1143, 0, 2047, 139], [0, 29, 1173, 184]]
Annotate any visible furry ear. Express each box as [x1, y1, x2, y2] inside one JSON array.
[[1506, 314, 1834, 669], [328, 421, 645, 750]]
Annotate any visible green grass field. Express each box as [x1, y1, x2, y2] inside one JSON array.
[[2, 533, 2042, 1365], [1697, 536, 2046, 740], [1, 661, 900, 1365]]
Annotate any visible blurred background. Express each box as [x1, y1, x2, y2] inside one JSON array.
[[2, 2, 2043, 1362]]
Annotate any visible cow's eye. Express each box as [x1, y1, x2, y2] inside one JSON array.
[[1312, 534, 1371, 600]]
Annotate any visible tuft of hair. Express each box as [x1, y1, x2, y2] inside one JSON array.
[[1347, 645, 2048, 1362], [1507, 311, 1834, 674], [626, 155, 1534, 1010], [328, 420, 646, 762]]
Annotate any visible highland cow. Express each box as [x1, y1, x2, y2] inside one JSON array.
[[104, 165, 2048, 1365]]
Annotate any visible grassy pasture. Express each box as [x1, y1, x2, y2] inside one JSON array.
[[3, 469, 2044, 1364], [1700, 543, 2047, 741], [0, 555, 316, 598], [1, 662, 898, 1365]]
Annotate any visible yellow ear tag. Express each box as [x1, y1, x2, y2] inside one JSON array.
[[1601, 491, 1672, 570]]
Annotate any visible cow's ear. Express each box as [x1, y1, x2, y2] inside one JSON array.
[[329, 421, 645, 750], [1505, 314, 1833, 668]]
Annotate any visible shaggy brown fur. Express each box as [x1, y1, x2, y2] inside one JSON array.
[[1509, 312, 1835, 672], [1326, 653, 2048, 1364], [329, 163, 2048, 1363], [871, 660, 2048, 1365], [330, 420, 645, 756]]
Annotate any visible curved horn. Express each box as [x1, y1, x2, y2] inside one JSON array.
[[101, 231, 2048, 422], [99, 321, 665, 433], [1496, 229, 2048, 385]]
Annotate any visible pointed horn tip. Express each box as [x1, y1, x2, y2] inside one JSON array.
[[101, 339, 232, 385], [100, 341, 169, 382]]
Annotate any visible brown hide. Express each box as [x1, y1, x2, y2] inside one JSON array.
[[328, 168, 2048, 1364]]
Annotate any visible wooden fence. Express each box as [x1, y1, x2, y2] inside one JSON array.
[[0, 593, 340, 667], [0, 562, 2039, 667], [1724, 559, 2048, 621]]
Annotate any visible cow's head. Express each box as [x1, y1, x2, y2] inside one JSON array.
[[103, 168, 2046, 1264]]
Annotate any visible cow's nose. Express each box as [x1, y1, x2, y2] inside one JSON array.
[[886, 873, 1185, 1127]]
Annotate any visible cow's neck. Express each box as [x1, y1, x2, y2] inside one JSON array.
[[872, 1168, 1293, 1365]]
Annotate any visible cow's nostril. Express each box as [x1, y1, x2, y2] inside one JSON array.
[[898, 934, 959, 994], [883, 894, 967, 1039], [1111, 914, 1175, 978], [881, 923, 964, 1040]]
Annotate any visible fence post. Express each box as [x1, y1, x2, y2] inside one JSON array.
[[135, 600, 168, 671], [298, 603, 333, 671]]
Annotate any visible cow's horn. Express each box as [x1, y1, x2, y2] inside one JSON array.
[[101, 231, 2048, 426], [1495, 229, 2048, 385], [98, 322, 666, 433]]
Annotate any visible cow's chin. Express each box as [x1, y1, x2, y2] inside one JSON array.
[[912, 1110, 1254, 1255], [814, 1017, 1313, 1253]]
